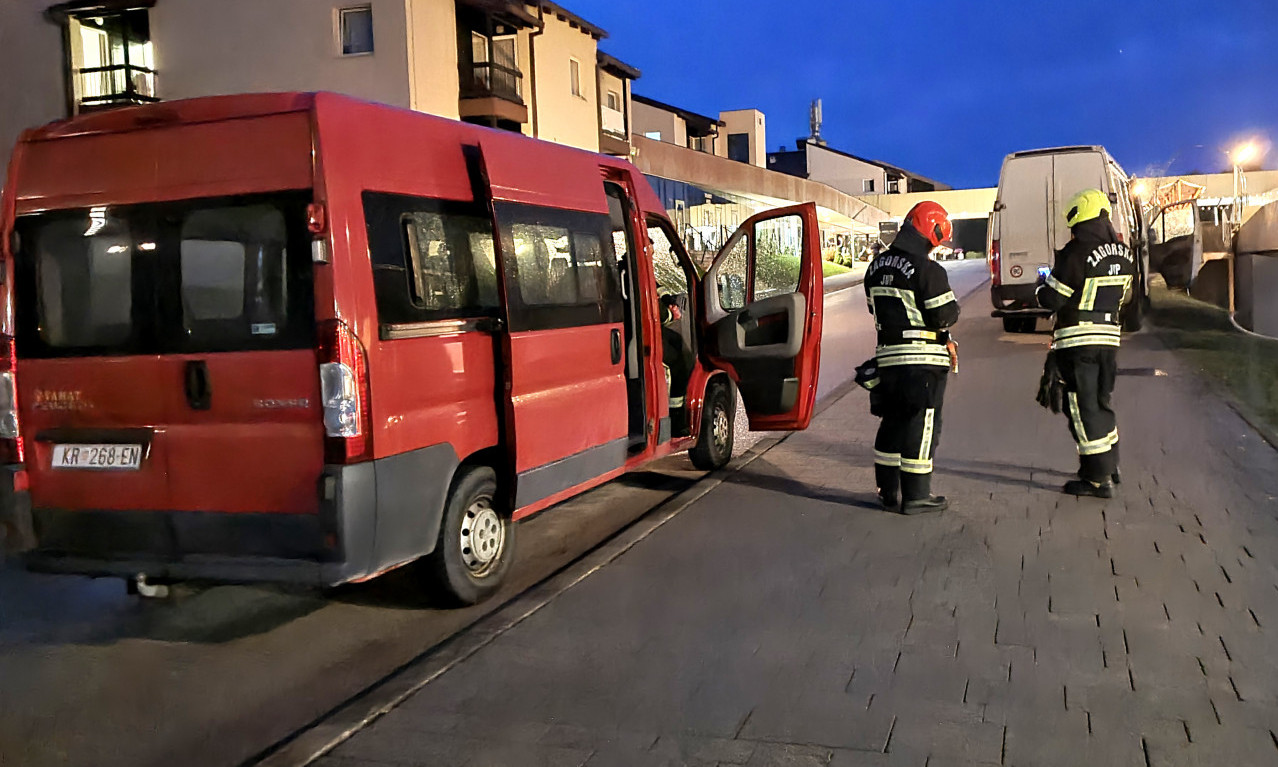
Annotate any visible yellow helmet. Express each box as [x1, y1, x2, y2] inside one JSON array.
[[1063, 188, 1111, 227]]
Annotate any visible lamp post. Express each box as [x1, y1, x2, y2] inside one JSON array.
[[1227, 142, 1258, 314]]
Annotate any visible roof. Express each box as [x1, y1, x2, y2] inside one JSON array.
[[779, 139, 948, 188], [1009, 145, 1105, 159], [597, 51, 641, 80], [531, 2, 608, 39], [45, 0, 155, 21], [632, 94, 725, 136]]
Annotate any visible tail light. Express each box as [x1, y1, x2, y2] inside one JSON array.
[[0, 334, 22, 465], [317, 320, 372, 464], [989, 240, 1002, 287]]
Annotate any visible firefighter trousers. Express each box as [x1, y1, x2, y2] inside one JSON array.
[[1057, 346, 1119, 484], [873, 367, 948, 502]]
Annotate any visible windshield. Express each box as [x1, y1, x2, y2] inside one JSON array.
[[14, 192, 315, 358]]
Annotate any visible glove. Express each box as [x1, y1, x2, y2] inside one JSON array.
[[1036, 351, 1065, 414]]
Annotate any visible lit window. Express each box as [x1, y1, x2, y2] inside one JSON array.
[[340, 7, 374, 56], [569, 58, 581, 97]]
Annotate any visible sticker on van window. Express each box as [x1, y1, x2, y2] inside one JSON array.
[[251, 323, 278, 336]]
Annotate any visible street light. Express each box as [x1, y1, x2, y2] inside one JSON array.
[[1233, 142, 1258, 167]]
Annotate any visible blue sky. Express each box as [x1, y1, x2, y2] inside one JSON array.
[[579, 0, 1278, 189]]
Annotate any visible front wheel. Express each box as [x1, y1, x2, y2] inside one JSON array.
[[424, 466, 514, 606], [689, 381, 736, 471], [1121, 281, 1145, 332]]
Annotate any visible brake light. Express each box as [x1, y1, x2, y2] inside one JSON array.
[[317, 320, 372, 463], [989, 240, 1002, 287], [0, 334, 22, 465]]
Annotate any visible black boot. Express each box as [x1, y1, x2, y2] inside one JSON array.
[[901, 496, 948, 514], [1063, 479, 1113, 499], [875, 463, 900, 511]]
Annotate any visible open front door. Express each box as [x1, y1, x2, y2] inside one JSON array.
[[701, 203, 823, 431]]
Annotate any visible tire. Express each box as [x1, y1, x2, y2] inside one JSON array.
[[1122, 281, 1145, 333], [424, 466, 514, 606], [689, 380, 735, 471]]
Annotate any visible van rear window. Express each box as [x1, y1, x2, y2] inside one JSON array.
[[15, 192, 315, 358]]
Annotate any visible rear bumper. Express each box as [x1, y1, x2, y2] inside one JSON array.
[[12, 445, 459, 587], [990, 283, 1051, 317]]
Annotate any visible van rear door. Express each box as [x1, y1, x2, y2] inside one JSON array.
[[15, 193, 324, 518], [700, 203, 824, 431], [998, 154, 1055, 284], [1051, 152, 1109, 250]]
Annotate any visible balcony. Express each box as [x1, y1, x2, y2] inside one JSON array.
[[599, 104, 630, 156], [459, 61, 527, 128], [76, 64, 158, 110]]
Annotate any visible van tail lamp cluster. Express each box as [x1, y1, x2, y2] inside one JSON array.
[[318, 319, 372, 464], [989, 240, 1002, 286], [0, 334, 23, 465]]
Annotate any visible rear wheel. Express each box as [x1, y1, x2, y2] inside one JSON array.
[[689, 381, 735, 471], [1122, 280, 1145, 332], [1003, 316, 1036, 333], [425, 466, 514, 606]]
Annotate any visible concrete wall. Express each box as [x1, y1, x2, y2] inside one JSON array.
[[407, 0, 460, 119], [633, 100, 685, 147], [719, 109, 766, 167], [803, 143, 886, 196], [0, 1, 69, 175], [153, 0, 411, 108], [526, 10, 598, 152]]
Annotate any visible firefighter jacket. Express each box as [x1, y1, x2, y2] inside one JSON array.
[[1036, 216, 1136, 350], [864, 226, 961, 369]]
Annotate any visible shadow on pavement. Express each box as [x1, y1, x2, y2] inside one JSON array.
[[932, 457, 1073, 492], [723, 469, 884, 510]]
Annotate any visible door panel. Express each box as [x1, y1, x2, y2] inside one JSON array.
[[164, 350, 323, 514], [507, 324, 628, 507], [998, 154, 1055, 281], [701, 203, 823, 431], [21, 357, 175, 512]]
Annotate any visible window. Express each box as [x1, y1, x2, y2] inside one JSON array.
[[727, 133, 750, 164], [496, 204, 622, 331], [64, 10, 156, 112], [569, 58, 582, 97], [645, 224, 690, 296], [716, 234, 749, 311], [607, 91, 620, 111], [340, 6, 374, 55], [753, 215, 803, 300], [887, 179, 900, 194], [863, 179, 876, 193], [16, 193, 315, 358], [363, 192, 499, 326], [644, 131, 662, 141]]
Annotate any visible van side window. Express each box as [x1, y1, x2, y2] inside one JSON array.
[[363, 191, 499, 326], [496, 203, 622, 332], [645, 223, 690, 295]]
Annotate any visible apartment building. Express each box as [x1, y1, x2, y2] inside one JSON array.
[[768, 139, 950, 196], [0, 0, 640, 170]]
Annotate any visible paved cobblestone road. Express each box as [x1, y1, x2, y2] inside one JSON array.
[[321, 287, 1278, 767]]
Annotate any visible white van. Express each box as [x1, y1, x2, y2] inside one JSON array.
[[988, 146, 1148, 332]]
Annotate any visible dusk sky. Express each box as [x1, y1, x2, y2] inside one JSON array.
[[582, 0, 1278, 189]]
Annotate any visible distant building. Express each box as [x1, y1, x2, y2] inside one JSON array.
[[631, 94, 726, 158], [767, 139, 950, 196], [0, 0, 640, 169]]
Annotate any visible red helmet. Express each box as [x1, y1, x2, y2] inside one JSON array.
[[905, 201, 953, 248]]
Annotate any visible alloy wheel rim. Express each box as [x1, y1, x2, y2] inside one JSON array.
[[712, 403, 731, 454]]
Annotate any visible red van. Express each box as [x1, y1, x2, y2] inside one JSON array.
[[0, 92, 823, 604]]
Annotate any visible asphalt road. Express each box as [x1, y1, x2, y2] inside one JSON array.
[[0, 260, 988, 767]]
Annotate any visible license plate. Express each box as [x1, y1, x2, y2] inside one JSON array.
[[51, 444, 144, 470]]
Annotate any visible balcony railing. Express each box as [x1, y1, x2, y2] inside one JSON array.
[[76, 64, 159, 108], [601, 105, 626, 138], [460, 61, 524, 105]]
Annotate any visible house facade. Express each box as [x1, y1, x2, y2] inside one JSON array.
[[0, 0, 640, 171]]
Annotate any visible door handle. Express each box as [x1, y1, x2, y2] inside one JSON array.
[[610, 329, 622, 365], [184, 361, 212, 411]]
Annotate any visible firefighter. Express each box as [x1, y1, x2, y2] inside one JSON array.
[[658, 284, 692, 422], [866, 201, 960, 514], [1036, 188, 1136, 498]]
